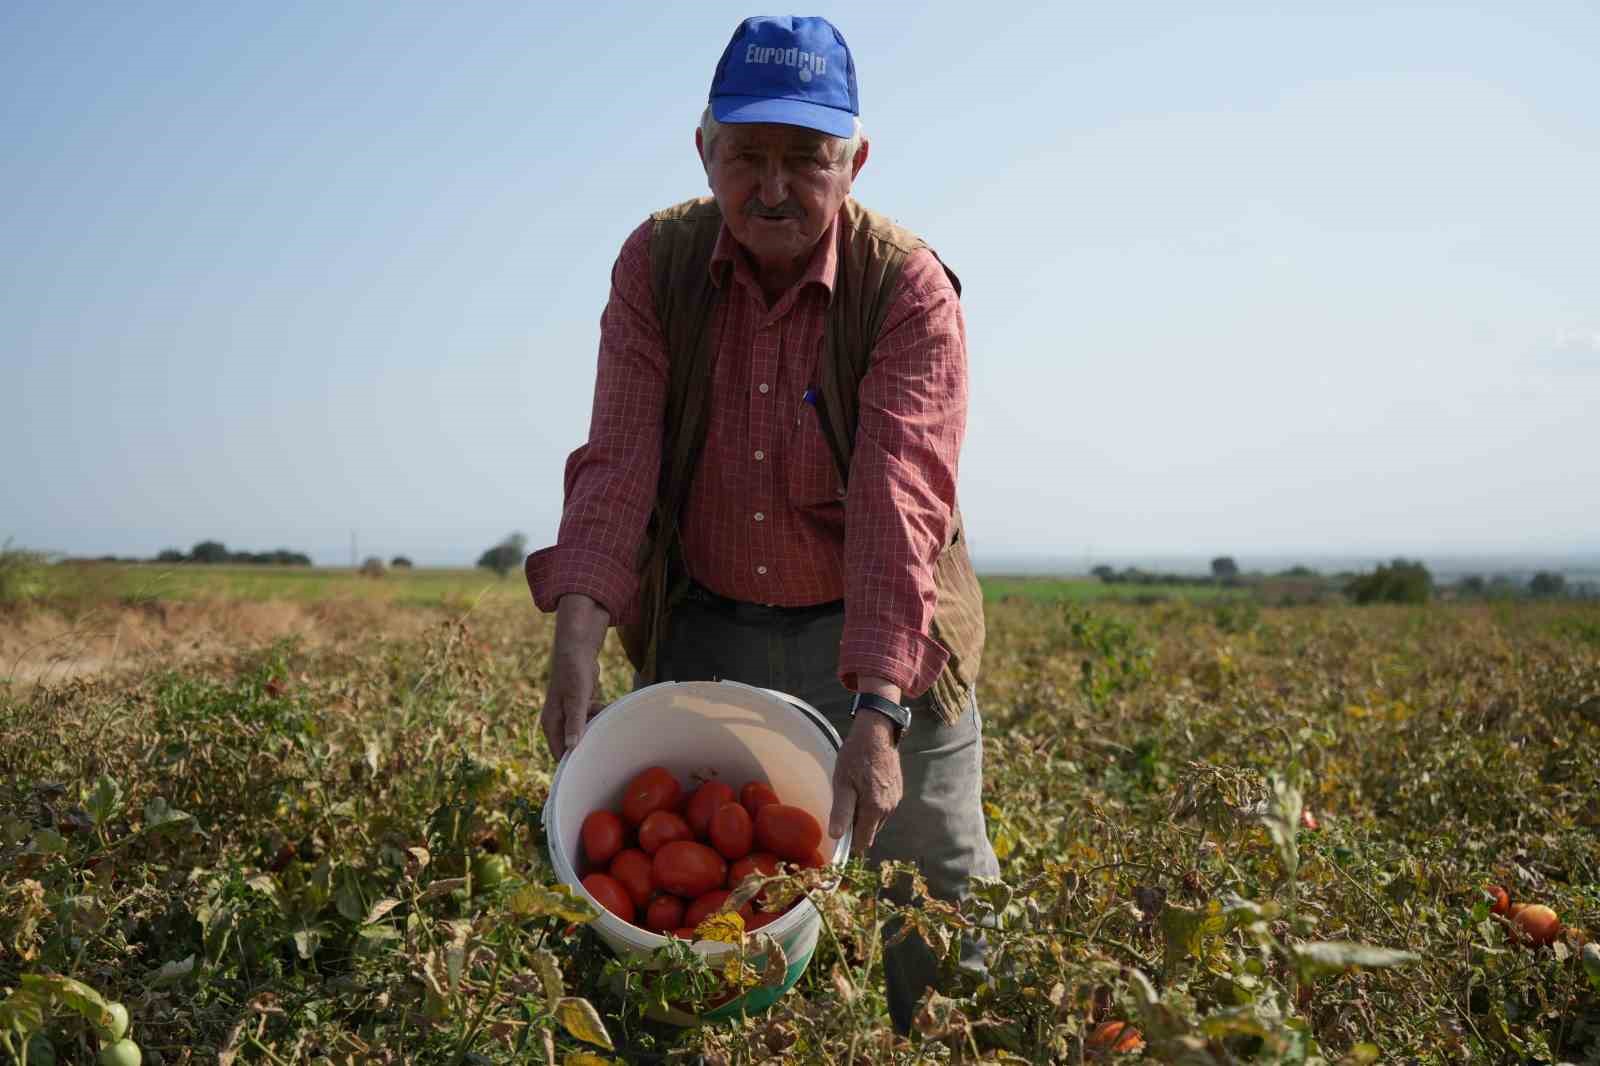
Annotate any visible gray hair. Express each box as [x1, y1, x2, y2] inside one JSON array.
[[699, 105, 864, 168]]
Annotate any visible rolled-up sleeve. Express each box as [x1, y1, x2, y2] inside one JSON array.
[[526, 221, 665, 623], [838, 248, 965, 696]]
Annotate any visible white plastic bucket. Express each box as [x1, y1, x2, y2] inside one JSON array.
[[543, 680, 850, 1017]]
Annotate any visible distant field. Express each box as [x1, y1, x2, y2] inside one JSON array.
[[33, 562, 1239, 609], [980, 574, 1243, 603], [33, 561, 527, 608]]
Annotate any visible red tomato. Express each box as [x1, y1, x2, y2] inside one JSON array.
[[729, 851, 780, 889], [644, 894, 685, 933], [581, 873, 635, 924], [1485, 884, 1510, 916], [608, 848, 655, 907], [652, 840, 728, 899], [747, 909, 781, 930], [672, 926, 697, 940], [638, 810, 693, 855], [621, 766, 684, 825], [801, 848, 828, 869], [754, 804, 823, 862], [740, 781, 781, 819], [683, 888, 754, 929], [708, 802, 754, 860], [685, 781, 737, 838], [581, 810, 625, 868]]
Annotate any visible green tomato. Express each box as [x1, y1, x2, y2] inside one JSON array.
[[472, 853, 512, 891], [1582, 942, 1600, 988], [99, 1039, 142, 1066], [99, 1002, 130, 1041]]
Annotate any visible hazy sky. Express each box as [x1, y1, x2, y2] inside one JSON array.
[[4, 1, 1596, 567]]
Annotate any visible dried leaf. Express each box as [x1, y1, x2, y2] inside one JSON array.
[[1292, 941, 1419, 979], [554, 996, 614, 1050], [694, 909, 746, 945], [753, 933, 789, 989], [509, 883, 598, 923], [565, 1055, 613, 1066], [151, 954, 196, 988], [530, 948, 565, 1009], [365, 898, 402, 925], [420, 877, 468, 902]]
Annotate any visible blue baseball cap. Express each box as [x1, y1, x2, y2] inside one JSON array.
[[708, 16, 859, 138]]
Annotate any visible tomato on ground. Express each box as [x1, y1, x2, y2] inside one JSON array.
[[645, 894, 686, 933], [581, 873, 636, 924], [685, 780, 737, 838], [1512, 904, 1560, 946], [652, 840, 728, 898], [684, 888, 754, 929], [740, 781, 781, 818], [638, 810, 693, 855], [1484, 884, 1510, 916], [1087, 1019, 1145, 1054], [581, 809, 626, 867], [754, 804, 823, 862], [608, 848, 655, 907], [621, 766, 684, 826], [709, 801, 754, 860]]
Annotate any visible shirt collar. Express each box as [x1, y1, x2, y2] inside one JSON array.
[[709, 207, 841, 305]]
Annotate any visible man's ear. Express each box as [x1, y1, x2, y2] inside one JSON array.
[[849, 137, 870, 181], [695, 128, 709, 177]]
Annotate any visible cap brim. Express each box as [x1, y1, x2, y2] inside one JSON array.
[[711, 95, 856, 138]]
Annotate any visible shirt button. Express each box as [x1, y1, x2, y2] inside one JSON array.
[[753, 450, 764, 461], [753, 512, 765, 522], [758, 383, 770, 394], [756, 565, 768, 575]]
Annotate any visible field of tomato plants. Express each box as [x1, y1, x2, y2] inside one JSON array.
[[3, 589, 1598, 1064]]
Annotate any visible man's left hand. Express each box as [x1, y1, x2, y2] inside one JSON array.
[[829, 681, 904, 855]]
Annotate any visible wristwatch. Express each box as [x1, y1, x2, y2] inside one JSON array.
[[850, 691, 912, 746]]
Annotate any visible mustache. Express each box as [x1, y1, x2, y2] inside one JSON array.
[[746, 201, 803, 220]]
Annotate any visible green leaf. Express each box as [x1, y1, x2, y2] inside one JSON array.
[[1160, 900, 1227, 972], [140, 796, 192, 834], [0, 983, 50, 1036], [85, 775, 124, 827], [565, 1055, 613, 1066], [1581, 942, 1600, 990], [1258, 771, 1302, 880], [554, 997, 614, 1050], [1292, 941, 1419, 979]]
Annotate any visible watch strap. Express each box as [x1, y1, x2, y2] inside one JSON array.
[[851, 691, 911, 742]]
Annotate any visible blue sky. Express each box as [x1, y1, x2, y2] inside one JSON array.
[[4, 1, 1596, 567]]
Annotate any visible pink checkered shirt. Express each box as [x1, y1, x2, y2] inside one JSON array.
[[527, 203, 967, 696]]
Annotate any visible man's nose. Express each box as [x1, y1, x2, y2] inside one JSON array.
[[757, 160, 790, 205]]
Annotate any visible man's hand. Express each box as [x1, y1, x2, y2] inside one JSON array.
[[541, 594, 611, 760], [828, 676, 905, 855]]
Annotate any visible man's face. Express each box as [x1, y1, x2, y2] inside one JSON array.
[[699, 121, 868, 277]]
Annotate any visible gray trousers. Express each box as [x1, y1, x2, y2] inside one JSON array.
[[654, 593, 999, 1032]]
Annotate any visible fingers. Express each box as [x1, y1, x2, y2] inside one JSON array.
[[828, 780, 857, 842], [563, 698, 587, 756]]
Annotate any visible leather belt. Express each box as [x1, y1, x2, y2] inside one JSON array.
[[684, 580, 842, 620]]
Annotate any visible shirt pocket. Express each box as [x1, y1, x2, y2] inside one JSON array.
[[785, 405, 847, 509]]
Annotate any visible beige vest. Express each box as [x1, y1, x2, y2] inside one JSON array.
[[620, 196, 986, 724]]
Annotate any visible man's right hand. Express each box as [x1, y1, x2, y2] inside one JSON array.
[[541, 593, 611, 760]]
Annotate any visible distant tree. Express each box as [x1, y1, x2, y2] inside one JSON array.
[[1210, 556, 1239, 581], [477, 532, 529, 578], [156, 548, 185, 563], [1457, 574, 1486, 597], [1090, 565, 1116, 583], [1529, 571, 1566, 598], [190, 540, 230, 564], [1348, 558, 1433, 605], [391, 556, 413, 569], [360, 556, 387, 578]]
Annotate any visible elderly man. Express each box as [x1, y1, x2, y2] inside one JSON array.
[[526, 15, 996, 1030]]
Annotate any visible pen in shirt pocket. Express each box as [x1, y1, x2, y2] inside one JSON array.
[[797, 384, 818, 427]]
